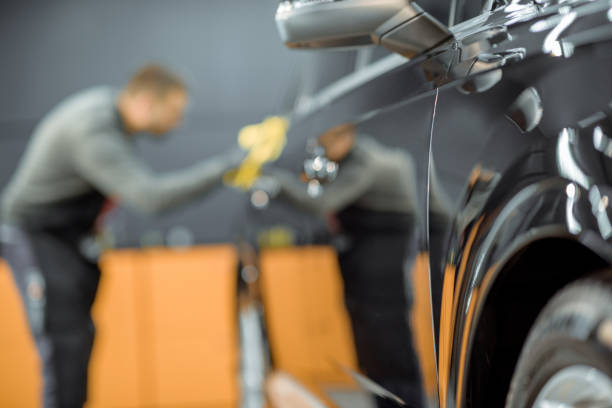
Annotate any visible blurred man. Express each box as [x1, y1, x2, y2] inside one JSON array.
[[0, 65, 243, 408], [261, 123, 425, 407]]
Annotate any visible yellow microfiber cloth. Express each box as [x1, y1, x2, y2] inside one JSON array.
[[224, 116, 289, 190]]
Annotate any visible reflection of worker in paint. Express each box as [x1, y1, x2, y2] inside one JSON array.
[[0, 65, 244, 408], [262, 123, 425, 407]]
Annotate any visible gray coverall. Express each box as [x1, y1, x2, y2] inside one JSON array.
[[0, 87, 241, 408], [266, 136, 426, 408]]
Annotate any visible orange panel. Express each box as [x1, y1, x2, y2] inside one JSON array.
[[0, 260, 41, 408], [3, 245, 240, 408], [260, 246, 358, 389], [301, 247, 357, 384], [147, 246, 239, 408], [87, 250, 144, 408], [261, 249, 313, 375]]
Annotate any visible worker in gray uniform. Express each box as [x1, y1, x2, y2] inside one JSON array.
[[0, 65, 243, 408], [262, 123, 425, 408]]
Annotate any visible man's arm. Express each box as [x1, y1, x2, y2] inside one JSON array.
[[73, 132, 243, 214], [264, 160, 375, 215]]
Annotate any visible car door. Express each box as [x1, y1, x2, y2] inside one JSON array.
[[429, 3, 612, 406]]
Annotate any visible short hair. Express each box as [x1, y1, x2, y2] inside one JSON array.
[[125, 64, 186, 97]]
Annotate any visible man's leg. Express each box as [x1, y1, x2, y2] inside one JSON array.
[[2, 226, 99, 408], [338, 231, 425, 408]]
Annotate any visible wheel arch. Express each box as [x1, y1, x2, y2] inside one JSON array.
[[464, 237, 609, 407], [442, 176, 612, 408]]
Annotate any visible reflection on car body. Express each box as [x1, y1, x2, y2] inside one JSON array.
[[272, 0, 612, 407]]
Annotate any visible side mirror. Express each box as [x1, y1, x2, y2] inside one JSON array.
[[275, 0, 452, 58]]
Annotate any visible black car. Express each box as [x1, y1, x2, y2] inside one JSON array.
[[273, 0, 612, 407]]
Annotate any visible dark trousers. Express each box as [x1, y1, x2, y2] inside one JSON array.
[[1, 225, 100, 408], [337, 208, 425, 408]]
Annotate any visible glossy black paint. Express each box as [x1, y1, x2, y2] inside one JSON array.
[[281, 0, 612, 406]]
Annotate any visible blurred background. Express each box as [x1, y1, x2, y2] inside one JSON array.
[[0, 0, 369, 247], [0, 2, 409, 408]]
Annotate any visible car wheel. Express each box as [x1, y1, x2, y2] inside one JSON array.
[[505, 275, 612, 408]]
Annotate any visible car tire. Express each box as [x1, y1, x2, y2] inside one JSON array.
[[505, 275, 612, 408]]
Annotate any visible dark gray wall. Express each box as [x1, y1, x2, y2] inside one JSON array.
[[0, 0, 331, 246]]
